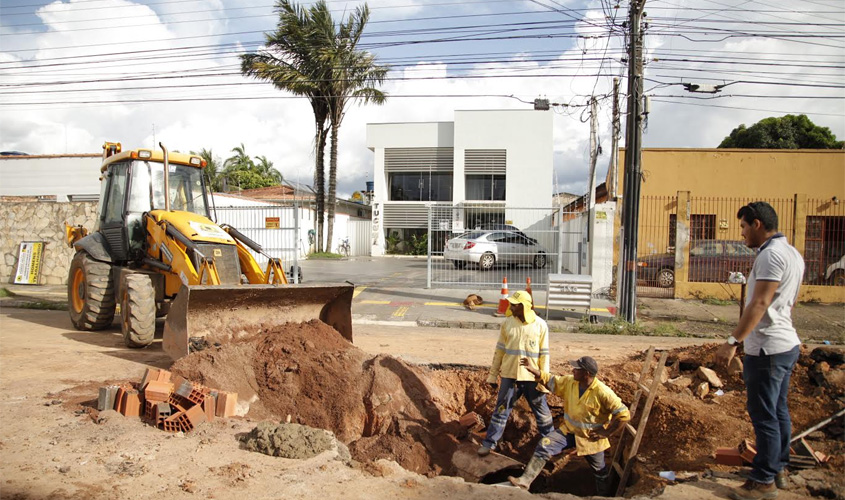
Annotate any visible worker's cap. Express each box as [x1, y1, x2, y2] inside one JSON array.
[[506, 290, 533, 307], [569, 356, 599, 376]]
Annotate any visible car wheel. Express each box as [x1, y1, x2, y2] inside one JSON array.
[[533, 253, 547, 269], [657, 268, 675, 288], [833, 270, 845, 287], [478, 252, 495, 271], [452, 261, 466, 269]]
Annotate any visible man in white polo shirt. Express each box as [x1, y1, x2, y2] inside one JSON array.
[[716, 201, 804, 500]]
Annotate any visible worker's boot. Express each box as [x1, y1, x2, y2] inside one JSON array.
[[508, 456, 546, 489], [594, 467, 612, 497]]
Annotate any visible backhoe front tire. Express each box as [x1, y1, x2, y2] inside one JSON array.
[[68, 252, 116, 330], [121, 274, 156, 348]]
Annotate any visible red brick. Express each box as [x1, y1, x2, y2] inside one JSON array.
[[715, 447, 744, 466], [202, 395, 216, 422], [215, 392, 237, 418], [120, 390, 142, 418], [144, 380, 173, 403], [184, 404, 207, 430], [739, 439, 757, 464], [459, 412, 483, 429], [114, 387, 126, 413]]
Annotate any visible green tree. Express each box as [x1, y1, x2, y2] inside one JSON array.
[[240, 0, 386, 252], [254, 155, 283, 184], [192, 148, 223, 192], [718, 114, 844, 149], [320, 2, 388, 252], [221, 144, 281, 191], [241, 0, 330, 251]]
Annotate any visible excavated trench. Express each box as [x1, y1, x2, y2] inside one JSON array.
[[171, 320, 845, 498]]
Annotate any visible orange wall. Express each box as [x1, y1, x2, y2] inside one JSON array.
[[616, 149, 845, 200]]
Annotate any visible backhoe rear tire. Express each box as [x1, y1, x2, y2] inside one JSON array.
[[121, 274, 156, 348], [68, 251, 116, 330]]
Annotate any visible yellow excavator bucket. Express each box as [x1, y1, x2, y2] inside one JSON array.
[[162, 283, 354, 360]]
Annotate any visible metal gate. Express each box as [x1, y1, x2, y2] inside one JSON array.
[[427, 203, 580, 289], [347, 219, 372, 257], [635, 196, 677, 298], [212, 204, 304, 280]]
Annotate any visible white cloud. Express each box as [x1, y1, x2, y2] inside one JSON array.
[[1, 0, 842, 200]]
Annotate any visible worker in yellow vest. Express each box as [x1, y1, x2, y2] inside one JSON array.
[[478, 290, 554, 456], [509, 356, 630, 496]]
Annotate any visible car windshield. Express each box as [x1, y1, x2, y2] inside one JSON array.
[[130, 160, 209, 216], [458, 232, 486, 240]]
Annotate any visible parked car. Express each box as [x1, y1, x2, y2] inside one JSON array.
[[444, 230, 548, 270], [637, 239, 756, 288], [474, 224, 537, 243], [825, 255, 845, 286]]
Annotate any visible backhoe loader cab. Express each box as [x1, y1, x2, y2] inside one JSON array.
[[67, 142, 353, 360]]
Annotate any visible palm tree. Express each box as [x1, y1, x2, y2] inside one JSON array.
[[240, 0, 387, 253], [193, 148, 223, 192], [254, 155, 283, 184], [241, 0, 330, 251], [318, 2, 387, 250]]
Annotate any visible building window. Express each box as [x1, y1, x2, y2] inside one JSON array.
[[465, 175, 505, 201], [389, 173, 453, 201], [669, 214, 716, 247]]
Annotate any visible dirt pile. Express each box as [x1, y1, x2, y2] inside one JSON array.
[[171, 320, 479, 476], [597, 344, 845, 496], [171, 322, 842, 496]]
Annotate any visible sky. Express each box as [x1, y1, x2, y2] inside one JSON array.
[[1, 0, 843, 199]]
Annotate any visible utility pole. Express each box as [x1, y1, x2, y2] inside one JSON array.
[[585, 97, 598, 275], [607, 78, 621, 200], [618, 0, 646, 323]]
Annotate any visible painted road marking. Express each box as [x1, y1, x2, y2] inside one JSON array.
[[353, 286, 367, 299], [361, 300, 391, 305], [393, 306, 409, 317]]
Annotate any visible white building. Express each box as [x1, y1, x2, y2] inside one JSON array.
[[366, 109, 553, 256], [0, 154, 101, 201]]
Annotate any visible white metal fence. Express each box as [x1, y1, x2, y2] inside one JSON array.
[[427, 203, 584, 289], [347, 219, 373, 257], [212, 204, 307, 278]]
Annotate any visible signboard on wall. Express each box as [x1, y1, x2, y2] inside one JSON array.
[[265, 217, 280, 229], [14, 241, 45, 285]]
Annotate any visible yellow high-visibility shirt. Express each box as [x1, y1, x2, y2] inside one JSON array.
[[540, 373, 631, 456], [487, 315, 549, 384]]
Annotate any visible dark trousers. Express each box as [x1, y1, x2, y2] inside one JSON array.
[[532, 428, 606, 474], [743, 345, 800, 484]]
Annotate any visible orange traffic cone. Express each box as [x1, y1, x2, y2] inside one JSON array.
[[494, 277, 509, 317], [526, 277, 535, 311]]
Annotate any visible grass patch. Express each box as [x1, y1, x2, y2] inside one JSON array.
[[702, 297, 737, 306], [577, 317, 691, 337], [17, 300, 67, 311], [307, 252, 344, 259], [0, 288, 16, 298]]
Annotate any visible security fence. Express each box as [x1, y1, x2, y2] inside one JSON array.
[[628, 194, 843, 302], [634, 196, 678, 298], [426, 203, 582, 289], [804, 197, 845, 285], [212, 204, 308, 281]]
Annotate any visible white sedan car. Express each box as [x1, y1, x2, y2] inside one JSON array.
[[444, 230, 548, 271]]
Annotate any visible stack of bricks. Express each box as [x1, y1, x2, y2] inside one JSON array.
[[99, 368, 238, 433]]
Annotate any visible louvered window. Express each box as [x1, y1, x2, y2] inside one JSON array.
[[465, 149, 506, 201]]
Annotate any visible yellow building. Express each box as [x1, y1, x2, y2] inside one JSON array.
[[613, 148, 845, 303]]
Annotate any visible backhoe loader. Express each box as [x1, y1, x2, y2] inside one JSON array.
[[66, 142, 352, 360]]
